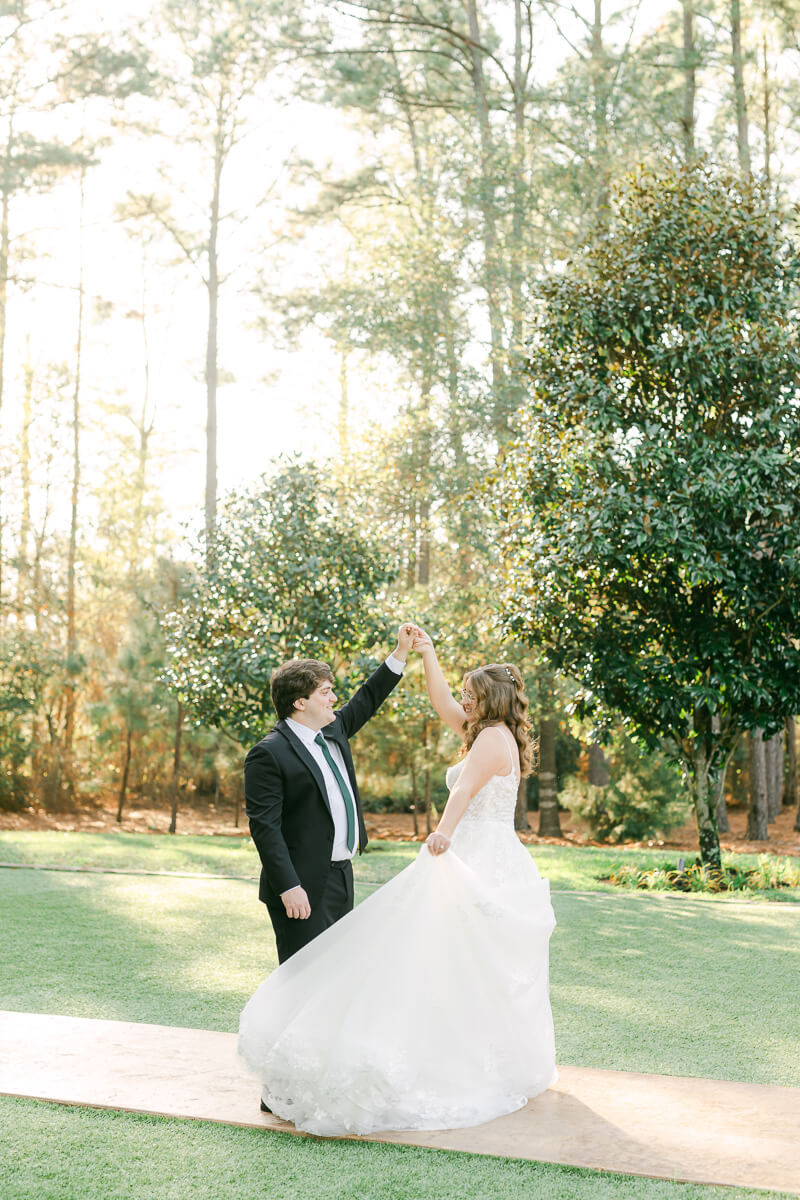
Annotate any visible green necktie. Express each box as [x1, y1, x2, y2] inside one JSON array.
[[315, 733, 357, 854]]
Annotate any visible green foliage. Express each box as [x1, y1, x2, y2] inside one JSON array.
[[0, 629, 64, 810], [602, 855, 800, 895], [355, 671, 449, 813], [563, 735, 689, 844], [162, 460, 395, 744], [498, 160, 800, 861], [0, 634, 34, 809], [90, 610, 172, 741]]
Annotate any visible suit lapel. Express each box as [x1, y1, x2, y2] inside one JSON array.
[[275, 720, 333, 819]]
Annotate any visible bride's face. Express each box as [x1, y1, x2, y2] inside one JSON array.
[[460, 677, 478, 724]]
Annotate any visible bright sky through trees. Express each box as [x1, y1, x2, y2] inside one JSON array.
[[3, 0, 679, 538], [5, 0, 395, 538]]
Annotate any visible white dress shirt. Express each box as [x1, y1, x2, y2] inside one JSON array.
[[286, 654, 405, 860]]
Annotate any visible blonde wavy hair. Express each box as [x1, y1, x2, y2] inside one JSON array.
[[461, 663, 536, 777]]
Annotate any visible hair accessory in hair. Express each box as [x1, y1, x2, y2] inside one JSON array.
[[504, 665, 514, 681]]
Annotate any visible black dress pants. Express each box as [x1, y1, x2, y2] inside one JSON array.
[[266, 859, 355, 964]]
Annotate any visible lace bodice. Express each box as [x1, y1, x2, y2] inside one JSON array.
[[445, 760, 518, 823]]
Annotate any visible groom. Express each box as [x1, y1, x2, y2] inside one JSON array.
[[244, 624, 415, 966]]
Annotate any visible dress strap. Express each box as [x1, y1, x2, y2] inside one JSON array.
[[502, 728, 519, 782]]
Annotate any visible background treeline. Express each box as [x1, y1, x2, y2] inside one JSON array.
[[1, 0, 799, 842]]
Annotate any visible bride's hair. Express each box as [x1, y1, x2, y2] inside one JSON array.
[[461, 663, 537, 777]]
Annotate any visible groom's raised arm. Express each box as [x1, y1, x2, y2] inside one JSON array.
[[336, 623, 414, 740], [244, 744, 301, 896]]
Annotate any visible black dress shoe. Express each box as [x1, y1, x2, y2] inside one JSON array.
[[260, 1099, 272, 1113]]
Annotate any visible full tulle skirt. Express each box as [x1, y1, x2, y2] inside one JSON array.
[[238, 830, 557, 1136]]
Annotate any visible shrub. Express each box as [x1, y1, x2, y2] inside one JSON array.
[[562, 734, 689, 843], [601, 855, 800, 895]]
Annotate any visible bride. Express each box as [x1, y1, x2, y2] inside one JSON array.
[[238, 630, 557, 1136]]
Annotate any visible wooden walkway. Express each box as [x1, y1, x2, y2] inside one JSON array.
[[1, 1010, 798, 1195]]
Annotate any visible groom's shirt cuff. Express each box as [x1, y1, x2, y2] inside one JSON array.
[[384, 653, 405, 675]]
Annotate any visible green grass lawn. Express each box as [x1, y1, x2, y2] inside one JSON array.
[[3, 828, 799, 900], [1, 831, 799, 1200], [0, 830, 258, 876], [0, 1098, 787, 1200]]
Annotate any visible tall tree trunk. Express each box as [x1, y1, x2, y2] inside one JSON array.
[[537, 716, 562, 837], [761, 32, 772, 188], [715, 769, 730, 834], [416, 374, 433, 586], [204, 126, 222, 556], [406, 492, 417, 589], [338, 343, 349, 460], [509, 0, 527, 376], [715, 746, 736, 835], [116, 725, 133, 823], [792, 717, 800, 831], [785, 716, 797, 811], [775, 729, 785, 811], [410, 761, 419, 837], [765, 730, 783, 821], [29, 490, 51, 792], [63, 165, 86, 803], [424, 766, 431, 835], [233, 771, 241, 829], [168, 701, 184, 835], [712, 718, 735, 834], [690, 707, 722, 867], [16, 339, 33, 615], [130, 262, 154, 584], [514, 775, 530, 831], [0, 121, 11, 609], [588, 741, 610, 787], [391, 49, 436, 587], [681, 1, 697, 162], [464, 0, 507, 433], [441, 293, 465, 459], [0, 123, 10, 415], [590, 0, 612, 222], [731, 0, 751, 176], [441, 292, 473, 582], [747, 728, 768, 840]]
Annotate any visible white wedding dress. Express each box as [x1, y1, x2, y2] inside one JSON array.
[[238, 737, 557, 1136]]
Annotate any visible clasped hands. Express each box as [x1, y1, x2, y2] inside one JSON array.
[[396, 621, 431, 659]]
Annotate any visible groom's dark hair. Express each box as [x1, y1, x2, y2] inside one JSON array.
[[271, 659, 335, 720]]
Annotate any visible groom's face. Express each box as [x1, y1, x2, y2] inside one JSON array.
[[294, 679, 337, 729]]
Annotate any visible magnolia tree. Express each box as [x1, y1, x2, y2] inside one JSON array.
[[162, 461, 395, 746], [498, 162, 800, 868]]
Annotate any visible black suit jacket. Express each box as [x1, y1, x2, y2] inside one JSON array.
[[244, 661, 400, 908]]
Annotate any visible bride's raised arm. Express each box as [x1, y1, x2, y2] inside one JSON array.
[[412, 630, 467, 736]]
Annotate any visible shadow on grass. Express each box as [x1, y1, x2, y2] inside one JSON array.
[[550, 892, 800, 1088], [0, 832, 258, 876], [1, 869, 272, 1033]]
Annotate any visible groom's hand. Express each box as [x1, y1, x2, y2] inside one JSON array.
[[393, 622, 416, 663], [280, 885, 311, 919]]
